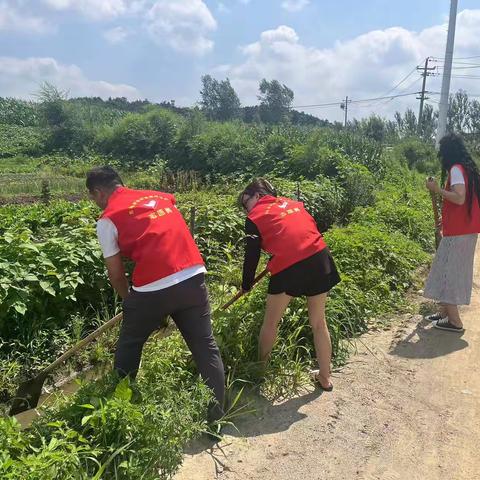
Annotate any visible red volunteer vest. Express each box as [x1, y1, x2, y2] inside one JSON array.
[[248, 196, 327, 275], [101, 187, 204, 287], [442, 164, 480, 237]]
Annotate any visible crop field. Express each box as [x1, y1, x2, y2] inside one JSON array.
[[0, 94, 448, 479]]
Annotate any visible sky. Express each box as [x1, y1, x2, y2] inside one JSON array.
[[1, 0, 480, 122]]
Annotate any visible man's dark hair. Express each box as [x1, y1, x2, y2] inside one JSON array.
[[86, 166, 124, 192]]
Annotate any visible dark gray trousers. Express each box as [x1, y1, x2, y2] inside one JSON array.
[[114, 273, 225, 415]]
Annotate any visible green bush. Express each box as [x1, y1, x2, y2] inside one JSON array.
[[180, 122, 264, 175], [0, 205, 110, 341], [285, 139, 347, 179], [352, 184, 434, 251], [0, 98, 39, 127], [336, 160, 376, 220], [97, 109, 180, 167], [0, 125, 44, 158], [391, 137, 438, 174], [322, 130, 386, 176]]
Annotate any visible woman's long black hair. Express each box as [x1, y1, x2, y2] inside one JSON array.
[[439, 133, 480, 216]]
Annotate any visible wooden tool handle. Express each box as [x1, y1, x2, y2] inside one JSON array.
[[430, 190, 442, 249], [41, 269, 269, 376], [43, 312, 123, 375], [220, 268, 269, 311]]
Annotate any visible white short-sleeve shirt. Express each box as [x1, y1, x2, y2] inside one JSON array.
[[96, 218, 206, 292], [450, 166, 466, 186], [96, 218, 120, 258]]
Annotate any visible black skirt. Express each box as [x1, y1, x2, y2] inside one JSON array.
[[268, 248, 341, 297]]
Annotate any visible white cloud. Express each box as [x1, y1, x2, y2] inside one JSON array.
[[146, 0, 217, 56], [42, 0, 131, 20], [281, 0, 309, 13], [215, 10, 480, 121], [0, 1, 52, 33], [34, 0, 219, 55], [103, 26, 130, 44], [0, 56, 141, 99]]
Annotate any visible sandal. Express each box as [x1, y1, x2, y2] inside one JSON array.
[[425, 312, 444, 322], [433, 318, 464, 332], [310, 371, 333, 392]]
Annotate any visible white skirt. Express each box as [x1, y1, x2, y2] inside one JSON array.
[[424, 233, 478, 305]]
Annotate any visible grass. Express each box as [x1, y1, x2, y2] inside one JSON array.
[[0, 173, 86, 197]]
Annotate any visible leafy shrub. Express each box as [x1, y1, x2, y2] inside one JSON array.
[[351, 181, 435, 251], [326, 224, 427, 312], [0, 207, 109, 341], [285, 139, 347, 179], [180, 122, 264, 175], [0, 98, 39, 127], [391, 137, 438, 174], [336, 160, 376, 220], [0, 125, 44, 158], [322, 130, 386, 176], [98, 109, 180, 167]]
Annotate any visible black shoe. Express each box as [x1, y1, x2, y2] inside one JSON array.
[[207, 402, 225, 424], [425, 313, 444, 322], [433, 318, 464, 332]]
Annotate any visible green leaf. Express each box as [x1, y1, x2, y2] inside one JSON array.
[[81, 415, 93, 426], [13, 303, 27, 315], [23, 274, 39, 282], [114, 379, 133, 401], [39, 281, 56, 296]]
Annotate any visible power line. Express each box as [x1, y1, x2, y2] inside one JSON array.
[[292, 91, 421, 109], [358, 64, 421, 109], [438, 65, 480, 70], [449, 55, 480, 60], [450, 75, 480, 79], [429, 91, 480, 97], [382, 66, 419, 97], [432, 56, 480, 62], [356, 76, 422, 109]]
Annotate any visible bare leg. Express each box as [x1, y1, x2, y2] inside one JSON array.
[[307, 293, 332, 389], [445, 304, 462, 327], [439, 303, 448, 318], [258, 293, 292, 363]]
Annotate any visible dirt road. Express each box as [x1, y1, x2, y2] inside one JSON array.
[[175, 251, 480, 480]]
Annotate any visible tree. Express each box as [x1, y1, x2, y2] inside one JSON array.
[[36, 82, 92, 154], [469, 99, 480, 134], [448, 90, 470, 133], [257, 79, 294, 124], [394, 108, 417, 138], [362, 115, 386, 143], [242, 105, 261, 123], [418, 104, 437, 142], [199, 75, 241, 121]]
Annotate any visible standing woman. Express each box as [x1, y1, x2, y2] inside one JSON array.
[[239, 179, 341, 390], [425, 133, 480, 331]]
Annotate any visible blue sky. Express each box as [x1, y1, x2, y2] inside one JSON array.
[[1, 1, 480, 121]]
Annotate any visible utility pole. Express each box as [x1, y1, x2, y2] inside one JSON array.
[[436, 0, 458, 146], [340, 96, 350, 127], [417, 57, 436, 134]]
